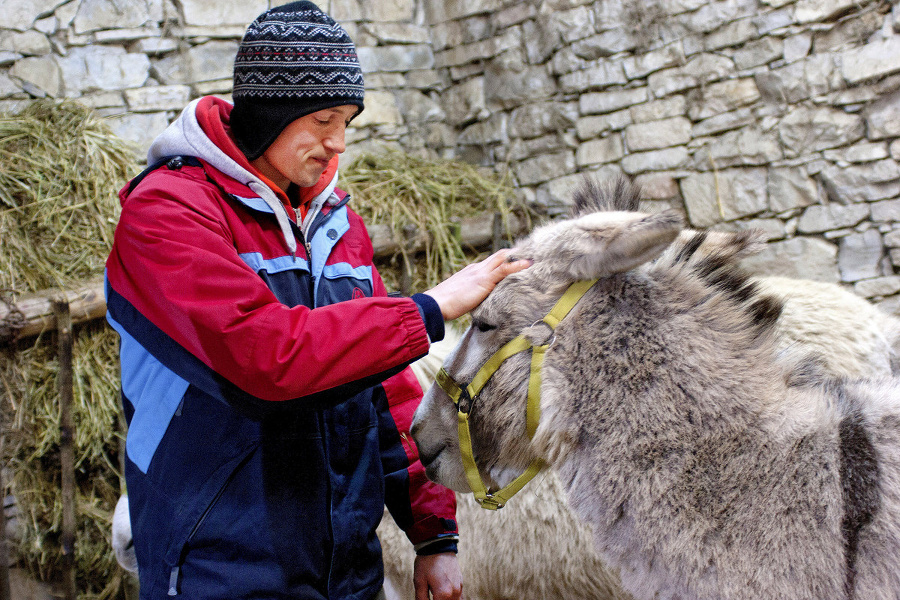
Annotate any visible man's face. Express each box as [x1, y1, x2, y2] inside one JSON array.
[[254, 104, 358, 190]]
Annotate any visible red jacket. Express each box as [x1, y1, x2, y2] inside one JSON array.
[[106, 96, 456, 599]]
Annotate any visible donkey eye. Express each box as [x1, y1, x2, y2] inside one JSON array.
[[473, 320, 496, 333]]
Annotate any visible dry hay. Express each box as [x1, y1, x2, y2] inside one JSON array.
[[344, 147, 530, 296], [0, 102, 531, 597], [1, 100, 139, 599]]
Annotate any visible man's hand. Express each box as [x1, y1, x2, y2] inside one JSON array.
[[413, 552, 463, 600], [424, 249, 531, 321]]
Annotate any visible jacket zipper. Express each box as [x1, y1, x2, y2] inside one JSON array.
[[167, 451, 251, 596]]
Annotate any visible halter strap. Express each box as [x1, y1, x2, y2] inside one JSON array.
[[435, 278, 598, 509]]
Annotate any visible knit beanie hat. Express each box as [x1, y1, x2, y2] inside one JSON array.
[[230, 1, 365, 161]]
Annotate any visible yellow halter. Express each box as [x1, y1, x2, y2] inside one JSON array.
[[434, 279, 598, 510]]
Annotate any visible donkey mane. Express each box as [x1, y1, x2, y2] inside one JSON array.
[[571, 176, 640, 215], [657, 229, 785, 342]]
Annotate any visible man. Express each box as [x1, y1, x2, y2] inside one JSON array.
[[105, 2, 529, 598]]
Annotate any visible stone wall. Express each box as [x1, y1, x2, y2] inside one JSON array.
[[2, 0, 900, 312]]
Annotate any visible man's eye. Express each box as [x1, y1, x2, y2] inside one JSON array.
[[473, 320, 496, 332]]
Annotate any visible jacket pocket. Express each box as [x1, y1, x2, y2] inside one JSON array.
[[163, 443, 258, 596]]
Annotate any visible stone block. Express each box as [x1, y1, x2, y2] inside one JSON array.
[[681, 168, 768, 227], [740, 237, 840, 282], [124, 85, 191, 112], [688, 78, 760, 121], [394, 89, 445, 123], [509, 101, 578, 139], [820, 161, 900, 203], [8, 55, 62, 97], [823, 141, 889, 164], [754, 7, 794, 34], [630, 95, 686, 123], [358, 45, 435, 73], [794, 0, 861, 23], [458, 112, 506, 145], [362, 23, 430, 45], [783, 33, 812, 62], [768, 167, 820, 213], [797, 203, 871, 233], [691, 107, 755, 137], [634, 172, 680, 200], [361, 0, 415, 22], [485, 63, 557, 109], [576, 109, 632, 140], [623, 44, 683, 80], [872, 199, 900, 223], [571, 29, 638, 60], [131, 37, 179, 55], [841, 37, 900, 84], [778, 106, 865, 157], [551, 5, 595, 44], [426, 0, 506, 25], [2, 0, 60, 31], [514, 150, 576, 186], [733, 37, 784, 70], [507, 134, 568, 161], [854, 276, 900, 298], [576, 135, 625, 167], [704, 17, 757, 51], [559, 62, 628, 93], [7, 30, 52, 56], [863, 90, 900, 140], [153, 40, 237, 85], [838, 229, 884, 282], [442, 77, 485, 125], [492, 3, 537, 29], [625, 116, 691, 151], [886, 229, 900, 248], [892, 140, 900, 161], [813, 9, 882, 53], [352, 90, 403, 127], [0, 72, 23, 99], [105, 111, 169, 159], [621, 146, 690, 175], [579, 87, 648, 116], [73, 0, 159, 34], [698, 126, 783, 168], [755, 54, 839, 104]]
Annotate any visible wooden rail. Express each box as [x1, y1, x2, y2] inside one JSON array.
[[0, 211, 530, 342]]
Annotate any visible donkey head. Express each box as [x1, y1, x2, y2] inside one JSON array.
[[410, 178, 684, 495]]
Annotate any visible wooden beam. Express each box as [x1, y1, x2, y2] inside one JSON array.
[[0, 279, 106, 343], [0, 211, 531, 341]]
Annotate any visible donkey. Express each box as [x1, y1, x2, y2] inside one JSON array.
[[411, 178, 900, 600]]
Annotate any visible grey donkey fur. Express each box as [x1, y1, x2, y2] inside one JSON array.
[[411, 178, 900, 600]]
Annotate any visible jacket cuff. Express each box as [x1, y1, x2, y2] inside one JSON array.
[[414, 534, 459, 556], [411, 293, 445, 343]]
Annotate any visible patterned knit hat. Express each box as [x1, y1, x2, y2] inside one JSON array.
[[230, 1, 365, 161]]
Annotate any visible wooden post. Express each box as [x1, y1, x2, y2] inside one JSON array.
[[0, 402, 10, 600], [492, 212, 503, 253], [52, 300, 77, 600]]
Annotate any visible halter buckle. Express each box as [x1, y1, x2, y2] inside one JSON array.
[[457, 386, 475, 414]]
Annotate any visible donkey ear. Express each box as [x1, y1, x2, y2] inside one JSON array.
[[567, 209, 684, 279]]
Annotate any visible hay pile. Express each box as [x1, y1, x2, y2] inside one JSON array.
[[0, 100, 139, 599], [344, 147, 528, 294], [0, 101, 529, 599]]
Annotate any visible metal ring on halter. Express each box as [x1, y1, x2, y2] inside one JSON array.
[[457, 387, 475, 414], [529, 319, 556, 347]]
